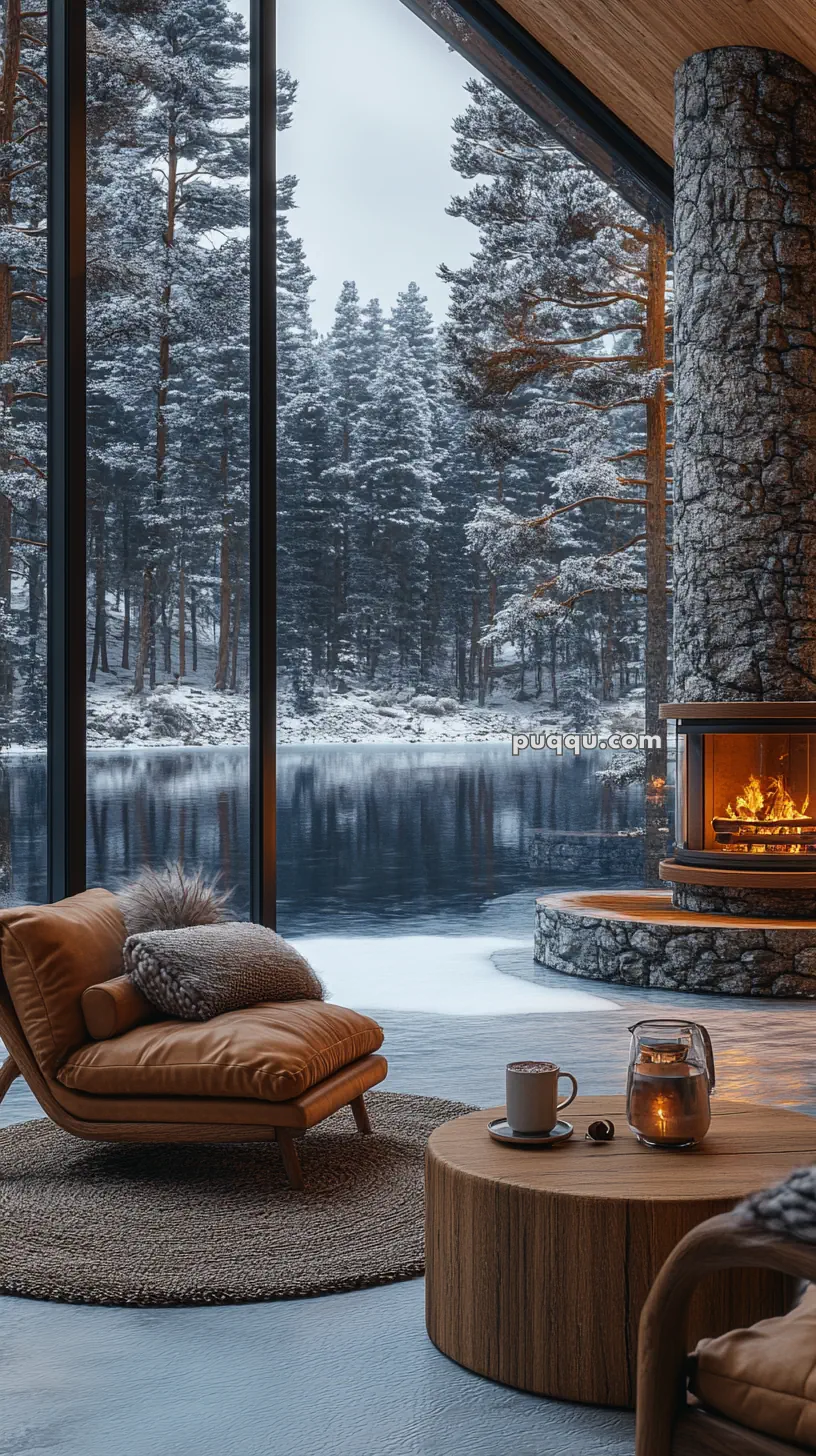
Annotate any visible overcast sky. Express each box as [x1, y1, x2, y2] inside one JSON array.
[[275, 0, 478, 334]]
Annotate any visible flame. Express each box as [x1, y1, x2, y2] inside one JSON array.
[[724, 773, 810, 854]]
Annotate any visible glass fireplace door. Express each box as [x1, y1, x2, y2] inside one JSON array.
[[676, 727, 816, 864]]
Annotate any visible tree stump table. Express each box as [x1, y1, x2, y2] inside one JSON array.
[[425, 1096, 816, 1408]]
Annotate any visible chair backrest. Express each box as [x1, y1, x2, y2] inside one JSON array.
[[0, 890, 125, 1077]]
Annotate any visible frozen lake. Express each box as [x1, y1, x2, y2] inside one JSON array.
[[2, 743, 656, 937]]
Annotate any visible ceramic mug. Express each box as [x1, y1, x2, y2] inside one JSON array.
[[505, 1060, 578, 1134]]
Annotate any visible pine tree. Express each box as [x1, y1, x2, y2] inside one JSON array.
[[327, 281, 367, 463], [389, 283, 438, 399], [166, 237, 251, 690], [443, 76, 672, 772], [275, 69, 319, 677], [349, 339, 440, 682], [86, 10, 161, 685], [359, 298, 386, 394], [322, 282, 368, 673], [0, 0, 48, 750], [105, 1, 251, 693], [278, 344, 338, 676]]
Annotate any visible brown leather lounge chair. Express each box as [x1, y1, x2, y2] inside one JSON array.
[[0, 889, 387, 1189]]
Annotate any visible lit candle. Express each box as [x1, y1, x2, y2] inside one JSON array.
[[628, 1061, 711, 1148]]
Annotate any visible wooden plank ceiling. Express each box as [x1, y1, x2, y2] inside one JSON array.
[[497, 0, 816, 163]]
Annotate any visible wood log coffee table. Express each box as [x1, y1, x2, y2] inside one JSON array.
[[425, 1096, 816, 1408]]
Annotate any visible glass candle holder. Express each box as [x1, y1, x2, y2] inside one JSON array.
[[626, 1021, 715, 1149]]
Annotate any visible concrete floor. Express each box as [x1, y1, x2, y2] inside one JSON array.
[[2, 952, 815, 1456]]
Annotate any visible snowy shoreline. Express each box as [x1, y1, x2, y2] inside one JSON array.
[[2, 680, 650, 754]]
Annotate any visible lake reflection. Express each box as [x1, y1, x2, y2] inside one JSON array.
[[4, 744, 652, 934]]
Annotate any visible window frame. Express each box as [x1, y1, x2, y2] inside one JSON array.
[[47, 0, 87, 900], [43, 0, 670, 919]]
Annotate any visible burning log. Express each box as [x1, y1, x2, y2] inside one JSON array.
[[712, 817, 816, 832]]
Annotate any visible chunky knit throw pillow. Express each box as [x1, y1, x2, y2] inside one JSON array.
[[124, 923, 324, 1021], [737, 1165, 816, 1244]]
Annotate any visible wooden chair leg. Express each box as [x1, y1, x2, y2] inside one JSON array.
[[351, 1095, 372, 1136], [0, 1055, 19, 1106], [275, 1127, 304, 1190]]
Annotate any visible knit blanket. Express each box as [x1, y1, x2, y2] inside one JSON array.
[[738, 1166, 816, 1244], [124, 923, 325, 1021]]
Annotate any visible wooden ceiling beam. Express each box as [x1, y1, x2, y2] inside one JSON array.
[[492, 0, 816, 162]]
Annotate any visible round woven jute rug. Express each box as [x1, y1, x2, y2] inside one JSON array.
[[0, 1092, 474, 1307]]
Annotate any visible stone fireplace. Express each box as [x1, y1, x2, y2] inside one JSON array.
[[534, 45, 816, 995]]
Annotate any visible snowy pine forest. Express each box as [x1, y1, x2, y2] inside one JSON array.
[[277, 66, 672, 765], [1, 1, 251, 752], [0, 2, 673, 755]]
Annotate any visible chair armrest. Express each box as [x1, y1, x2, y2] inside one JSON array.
[[636, 1211, 816, 1456]]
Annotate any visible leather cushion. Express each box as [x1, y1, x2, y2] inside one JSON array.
[[691, 1284, 816, 1449], [0, 890, 126, 1076], [57, 999, 385, 1103], [51, 1053, 388, 1128], [82, 975, 156, 1040]]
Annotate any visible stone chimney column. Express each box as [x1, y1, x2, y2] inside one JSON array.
[[673, 47, 816, 703]]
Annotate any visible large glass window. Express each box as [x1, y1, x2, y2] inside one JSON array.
[[276, 0, 672, 1005], [0, 2, 49, 905], [84, 1, 251, 912], [0, 0, 672, 936]]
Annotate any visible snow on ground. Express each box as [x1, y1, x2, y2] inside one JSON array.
[[278, 684, 646, 747], [90, 678, 645, 751], [278, 687, 546, 746], [5, 673, 647, 753], [86, 678, 249, 749], [294, 936, 619, 1015]]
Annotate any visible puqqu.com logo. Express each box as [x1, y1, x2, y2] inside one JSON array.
[[511, 731, 663, 757]]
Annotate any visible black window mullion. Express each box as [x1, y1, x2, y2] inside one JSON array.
[[405, 0, 673, 223], [249, 0, 277, 926], [47, 0, 87, 902]]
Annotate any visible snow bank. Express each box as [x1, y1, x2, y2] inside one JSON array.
[[278, 688, 532, 746], [278, 686, 647, 748], [293, 935, 618, 1015], [3, 676, 648, 754], [86, 681, 249, 749]]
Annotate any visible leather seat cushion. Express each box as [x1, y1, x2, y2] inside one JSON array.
[[51, 1053, 388, 1128], [57, 999, 385, 1103], [0, 890, 126, 1077], [691, 1284, 816, 1450]]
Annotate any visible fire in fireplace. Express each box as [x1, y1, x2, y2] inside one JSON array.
[[662, 704, 816, 882], [717, 768, 810, 855]]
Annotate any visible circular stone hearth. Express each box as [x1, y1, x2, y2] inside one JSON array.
[[534, 891, 816, 996]]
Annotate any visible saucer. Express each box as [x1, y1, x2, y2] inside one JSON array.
[[487, 1117, 574, 1148]]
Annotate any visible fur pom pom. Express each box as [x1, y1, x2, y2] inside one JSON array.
[[116, 863, 232, 938]]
